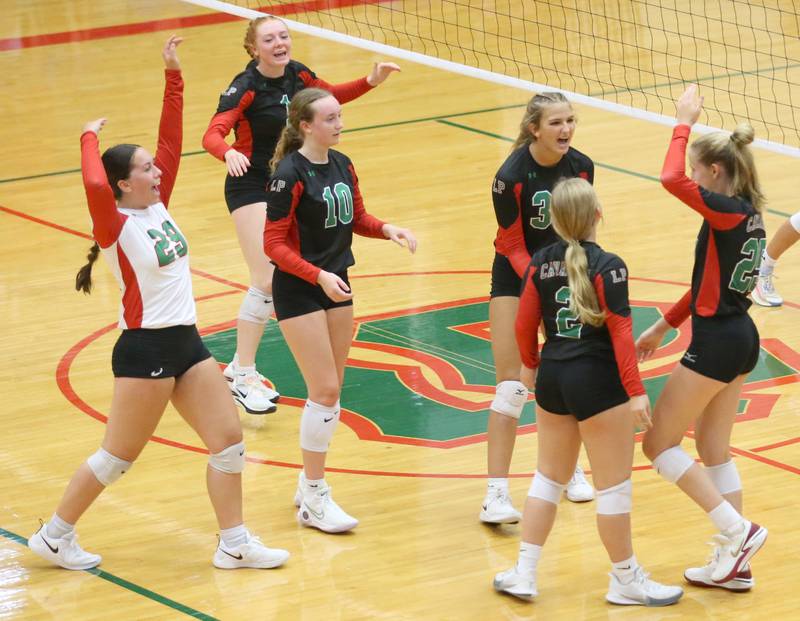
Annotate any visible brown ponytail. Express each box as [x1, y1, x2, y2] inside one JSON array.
[[269, 87, 332, 171], [75, 242, 100, 294]]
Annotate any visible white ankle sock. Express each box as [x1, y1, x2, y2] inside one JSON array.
[[516, 541, 541, 576], [708, 501, 743, 533], [46, 513, 74, 539], [611, 554, 639, 583], [760, 251, 777, 275], [220, 524, 248, 548], [488, 477, 509, 493]]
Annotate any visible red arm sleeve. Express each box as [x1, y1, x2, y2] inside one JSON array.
[[348, 164, 386, 238], [493, 179, 531, 278], [81, 132, 125, 248], [594, 272, 646, 398], [660, 125, 747, 230], [664, 289, 692, 327], [153, 69, 183, 208], [300, 71, 373, 104], [515, 264, 543, 369], [264, 181, 321, 284]]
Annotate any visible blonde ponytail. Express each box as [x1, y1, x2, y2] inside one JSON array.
[[550, 178, 605, 327], [268, 87, 332, 172], [511, 92, 572, 150]]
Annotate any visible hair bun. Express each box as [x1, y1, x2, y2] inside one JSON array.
[[730, 123, 755, 147]]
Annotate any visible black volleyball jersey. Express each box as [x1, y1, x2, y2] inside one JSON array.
[[661, 125, 766, 327], [516, 241, 644, 397], [203, 60, 372, 173], [492, 145, 594, 277], [264, 149, 385, 284]]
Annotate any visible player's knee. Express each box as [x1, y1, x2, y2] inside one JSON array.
[[238, 286, 273, 324], [300, 399, 340, 452], [651, 446, 694, 483], [310, 386, 340, 407], [87, 448, 133, 486], [705, 460, 742, 495], [208, 441, 246, 474], [596, 478, 632, 515], [490, 380, 528, 420], [641, 433, 662, 462], [528, 472, 565, 505]]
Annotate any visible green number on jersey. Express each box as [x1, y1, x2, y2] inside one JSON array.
[[555, 285, 583, 338], [729, 237, 766, 294], [529, 190, 551, 230], [147, 220, 189, 267], [322, 183, 354, 228]]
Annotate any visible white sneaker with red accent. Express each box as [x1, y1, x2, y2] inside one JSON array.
[[711, 521, 767, 583], [684, 542, 754, 591]]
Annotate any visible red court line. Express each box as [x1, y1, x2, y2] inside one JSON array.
[[0, 1, 382, 51], [1, 205, 92, 240], [751, 437, 800, 453]]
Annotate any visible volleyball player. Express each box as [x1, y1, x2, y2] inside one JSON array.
[[637, 85, 767, 590], [263, 88, 416, 533], [752, 210, 800, 306], [493, 178, 682, 606], [203, 16, 400, 415], [27, 36, 289, 571], [482, 92, 594, 525]]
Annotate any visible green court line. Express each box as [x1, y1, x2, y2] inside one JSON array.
[[0, 108, 792, 218], [0, 527, 219, 621]]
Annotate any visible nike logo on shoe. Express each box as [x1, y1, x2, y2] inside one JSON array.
[[220, 548, 244, 560], [39, 533, 59, 554]]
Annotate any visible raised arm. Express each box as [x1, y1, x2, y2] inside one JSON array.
[[299, 62, 399, 104], [154, 35, 184, 208], [81, 120, 125, 248]]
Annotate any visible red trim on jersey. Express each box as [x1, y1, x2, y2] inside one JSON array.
[[660, 124, 748, 231], [117, 246, 143, 328], [154, 69, 183, 208], [696, 232, 722, 316], [494, 182, 531, 278], [202, 90, 256, 161], [263, 181, 321, 284], [515, 265, 542, 369], [299, 72, 373, 103], [80, 132, 125, 247], [664, 289, 692, 327], [349, 163, 385, 238], [594, 273, 645, 397]]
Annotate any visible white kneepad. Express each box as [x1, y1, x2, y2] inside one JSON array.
[[528, 472, 565, 505], [790, 210, 800, 233], [209, 441, 246, 474], [706, 460, 742, 495], [652, 446, 694, 483], [491, 381, 528, 419], [300, 400, 340, 452], [87, 448, 132, 486], [596, 478, 632, 515], [238, 287, 273, 324]]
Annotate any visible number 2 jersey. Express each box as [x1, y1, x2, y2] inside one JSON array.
[[80, 69, 195, 330], [492, 144, 594, 277], [660, 124, 766, 326], [264, 149, 386, 284], [203, 60, 373, 173], [516, 241, 645, 398]]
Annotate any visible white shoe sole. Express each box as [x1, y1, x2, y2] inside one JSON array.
[[605, 591, 683, 607], [684, 572, 753, 592], [213, 551, 289, 570], [479, 510, 520, 524], [296, 507, 358, 533]]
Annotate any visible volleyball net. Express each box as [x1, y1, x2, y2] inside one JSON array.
[[183, 0, 800, 156]]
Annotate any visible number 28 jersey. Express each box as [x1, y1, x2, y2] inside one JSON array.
[[264, 150, 386, 284]]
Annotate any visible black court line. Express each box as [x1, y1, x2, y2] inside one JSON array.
[[0, 527, 219, 621], [0, 107, 793, 219]]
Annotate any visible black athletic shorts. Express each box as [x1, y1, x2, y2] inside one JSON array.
[[534, 354, 630, 421], [272, 268, 353, 321], [680, 313, 760, 383], [490, 252, 523, 298], [112, 324, 211, 379], [224, 168, 269, 213]]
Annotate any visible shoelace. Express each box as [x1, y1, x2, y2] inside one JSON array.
[[761, 274, 776, 293]]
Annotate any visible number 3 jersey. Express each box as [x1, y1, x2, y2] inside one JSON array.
[[516, 241, 645, 398], [80, 70, 195, 330], [660, 124, 766, 325], [264, 149, 386, 284], [492, 144, 594, 277]]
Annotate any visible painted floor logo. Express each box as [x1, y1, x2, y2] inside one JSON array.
[[202, 298, 800, 449]]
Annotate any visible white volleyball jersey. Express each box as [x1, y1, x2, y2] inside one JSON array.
[[100, 202, 195, 329]]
